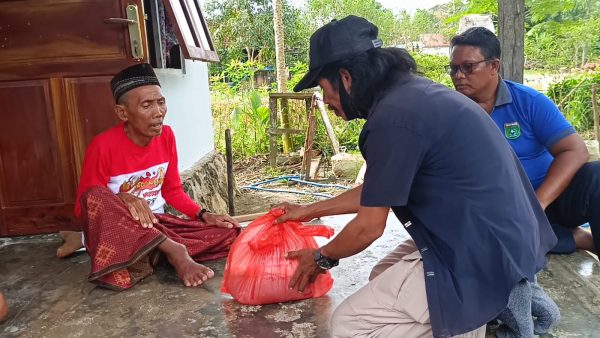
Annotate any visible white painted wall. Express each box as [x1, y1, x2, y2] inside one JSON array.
[[155, 60, 214, 171], [422, 46, 450, 57]]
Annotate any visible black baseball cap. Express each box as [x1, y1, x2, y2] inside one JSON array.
[[293, 15, 382, 92]]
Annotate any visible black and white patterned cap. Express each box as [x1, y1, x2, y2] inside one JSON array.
[[111, 63, 161, 102]]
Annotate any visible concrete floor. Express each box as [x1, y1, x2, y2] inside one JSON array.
[[1, 214, 600, 337]]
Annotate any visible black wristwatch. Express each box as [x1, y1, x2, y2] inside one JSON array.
[[197, 208, 210, 222], [314, 248, 339, 270]]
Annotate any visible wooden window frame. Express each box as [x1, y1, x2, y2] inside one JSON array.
[[162, 0, 219, 63]]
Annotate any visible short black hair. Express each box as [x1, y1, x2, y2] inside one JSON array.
[[450, 27, 501, 60], [117, 90, 131, 105], [319, 47, 417, 114]]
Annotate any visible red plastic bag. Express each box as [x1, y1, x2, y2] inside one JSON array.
[[221, 209, 335, 305]]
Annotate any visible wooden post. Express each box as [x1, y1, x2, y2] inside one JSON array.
[[313, 92, 340, 154], [225, 129, 235, 216], [305, 97, 312, 121], [593, 84, 599, 142], [268, 96, 278, 167], [302, 112, 317, 180], [281, 98, 293, 153]]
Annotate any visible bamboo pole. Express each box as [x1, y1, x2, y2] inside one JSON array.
[[225, 129, 235, 216], [592, 84, 599, 142]]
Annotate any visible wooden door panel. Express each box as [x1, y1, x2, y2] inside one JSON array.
[[0, 0, 147, 81], [0, 80, 63, 205], [0, 0, 146, 236], [64, 76, 120, 176], [0, 1, 125, 63], [2, 205, 76, 236], [0, 80, 78, 235]]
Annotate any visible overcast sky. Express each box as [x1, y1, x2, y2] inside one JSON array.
[[377, 0, 451, 14]]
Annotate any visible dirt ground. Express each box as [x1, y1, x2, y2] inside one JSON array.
[[231, 155, 355, 216]]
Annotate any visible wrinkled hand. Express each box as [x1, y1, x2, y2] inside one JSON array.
[[273, 202, 313, 224], [202, 212, 240, 229], [117, 192, 157, 228], [286, 248, 325, 293]]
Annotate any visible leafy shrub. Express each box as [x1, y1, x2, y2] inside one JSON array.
[[411, 52, 453, 87], [211, 56, 454, 160], [547, 73, 600, 132], [229, 90, 271, 157], [288, 61, 309, 92]]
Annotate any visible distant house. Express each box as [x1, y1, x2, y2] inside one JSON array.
[[254, 66, 276, 88], [419, 34, 451, 57], [458, 14, 495, 34]]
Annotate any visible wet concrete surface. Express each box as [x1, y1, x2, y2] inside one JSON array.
[[1, 214, 600, 337]]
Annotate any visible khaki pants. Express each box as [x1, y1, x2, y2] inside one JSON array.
[[331, 239, 486, 338]]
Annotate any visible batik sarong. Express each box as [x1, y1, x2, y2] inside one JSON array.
[[81, 187, 239, 290]]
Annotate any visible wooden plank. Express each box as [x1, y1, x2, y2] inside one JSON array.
[[314, 92, 340, 154], [302, 113, 317, 180], [269, 92, 314, 99], [267, 128, 304, 135], [234, 212, 266, 223], [309, 156, 322, 180], [593, 84, 599, 142]]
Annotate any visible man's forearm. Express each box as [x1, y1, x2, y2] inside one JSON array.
[[537, 152, 587, 209], [319, 206, 388, 259], [305, 184, 363, 218]]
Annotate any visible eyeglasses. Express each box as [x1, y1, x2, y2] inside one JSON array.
[[445, 59, 491, 75]]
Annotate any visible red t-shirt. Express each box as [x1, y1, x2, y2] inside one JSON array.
[[74, 122, 201, 219]]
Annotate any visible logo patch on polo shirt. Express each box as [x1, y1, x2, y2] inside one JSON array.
[[504, 122, 521, 140]]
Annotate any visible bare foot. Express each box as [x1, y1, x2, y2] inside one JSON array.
[[170, 256, 215, 287], [56, 231, 84, 258], [0, 292, 8, 322], [160, 240, 214, 287], [574, 227, 596, 253]]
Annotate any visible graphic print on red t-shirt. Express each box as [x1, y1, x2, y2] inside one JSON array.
[[107, 163, 168, 213], [75, 123, 201, 219]]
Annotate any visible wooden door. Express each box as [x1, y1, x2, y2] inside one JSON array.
[[0, 0, 148, 236]]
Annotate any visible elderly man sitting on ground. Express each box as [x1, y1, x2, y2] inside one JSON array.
[[57, 63, 239, 290]]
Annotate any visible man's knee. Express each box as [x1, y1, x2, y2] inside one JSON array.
[[330, 299, 355, 338], [578, 161, 600, 189], [368, 263, 387, 281], [82, 186, 113, 201], [80, 186, 119, 220]]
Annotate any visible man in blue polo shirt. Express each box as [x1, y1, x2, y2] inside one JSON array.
[[449, 27, 600, 255], [277, 16, 556, 337]]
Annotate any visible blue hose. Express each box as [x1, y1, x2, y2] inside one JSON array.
[[241, 185, 334, 198], [241, 175, 349, 199]]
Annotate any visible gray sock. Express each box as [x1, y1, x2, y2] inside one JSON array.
[[531, 282, 560, 335], [495, 279, 534, 338]]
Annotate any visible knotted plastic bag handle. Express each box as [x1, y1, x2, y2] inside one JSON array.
[[248, 209, 334, 252]]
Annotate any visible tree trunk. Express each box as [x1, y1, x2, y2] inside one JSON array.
[[498, 0, 525, 83], [272, 0, 292, 153]]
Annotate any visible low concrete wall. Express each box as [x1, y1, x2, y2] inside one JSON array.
[[179, 151, 230, 215], [586, 140, 600, 162]]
